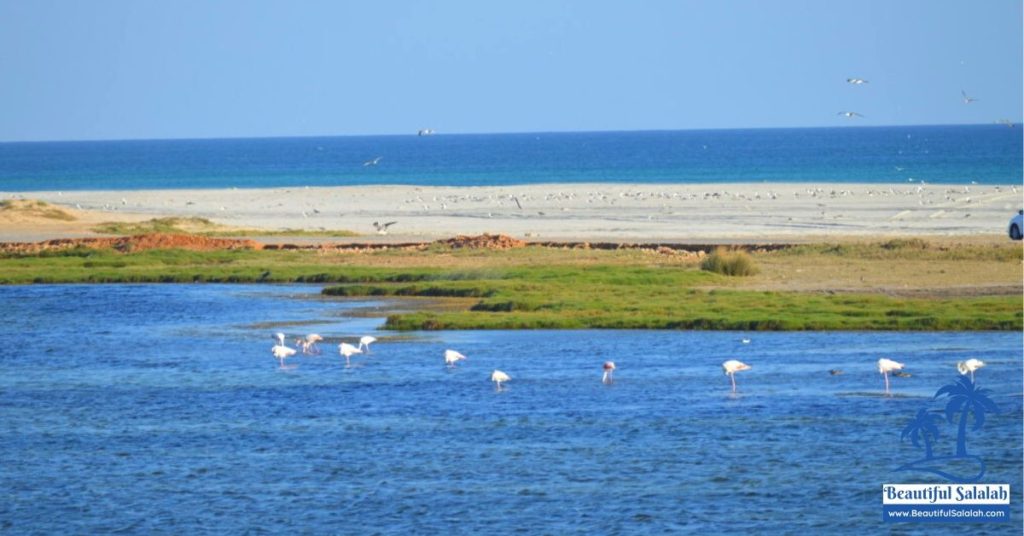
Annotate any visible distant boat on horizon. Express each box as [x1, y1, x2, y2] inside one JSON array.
[[418, 128, 436, 136]]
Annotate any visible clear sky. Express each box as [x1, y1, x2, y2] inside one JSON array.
[[0, 0, 1021, 141]]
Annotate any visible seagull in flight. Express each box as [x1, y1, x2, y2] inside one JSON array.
[[373, 221, 397, 235], [846, 78, 869, 85], [363, 156, 383, 167], [961, 90, 978, 104], [837, 111, 864, 118]]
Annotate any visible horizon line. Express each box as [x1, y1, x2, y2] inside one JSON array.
[[1, 121, 1019, 144]]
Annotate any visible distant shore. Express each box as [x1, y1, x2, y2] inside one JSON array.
[[2, 182, 1019, 243]]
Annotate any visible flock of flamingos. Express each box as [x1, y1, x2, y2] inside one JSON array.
[[271, 332, 987, 394]]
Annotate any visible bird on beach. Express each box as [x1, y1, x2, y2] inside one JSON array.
[[272, 333, 297, 368], [837, 111, 864, 118], [373, 221, 397, 235], [722, 360, 751, 393], [491, 369, 511, 390], [846, 78, 869, 85], [956, 359, 985, 381], [877, 358, 905, 395], [602, 361, 616, 384], [358, 335, 377, 353], [961, 90, 978, 104], [444, 349, 467, 368], [339, 342, 362, 367], [363, 156, 383, 167]]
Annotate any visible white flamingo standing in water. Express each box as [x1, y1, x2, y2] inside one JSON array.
[[491, 370, 510, 390], [444, 349, 467, 368], [877, 358, 905, 395], [359, 335, 377, 353], [722, 360, 751, 393], [602, 361, 616, 384], [295, 334, 324, 355], [272, 333, 297, 368], [956, 359, 985, 381], [339, 342, 362, 368]]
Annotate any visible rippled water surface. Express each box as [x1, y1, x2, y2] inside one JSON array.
[[1, 285, 1020, 534]]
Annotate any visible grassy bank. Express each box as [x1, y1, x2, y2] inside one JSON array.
[[1, 239, 1020, 331]]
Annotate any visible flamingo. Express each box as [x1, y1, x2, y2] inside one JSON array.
[[339, 342, 362, 367], [877, 358, 905, 395], [602, 361, 616, 384], [722, 360, 751, 393], [272, 333, 297, 368], [295, 334, 323, 355], [956, 359, 985, 381], [491, 370, 510, 390], [359, 335, 377, 353], [444, 349, 467, 368]]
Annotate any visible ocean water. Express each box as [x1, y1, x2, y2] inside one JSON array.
[[0, 284, 1020, 534], [0, 125, 1020, 191]]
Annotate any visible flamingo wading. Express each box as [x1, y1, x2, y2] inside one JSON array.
[[956, 359, 985, 381], [491, 370, 510, 390], [877, 358, 905, 395], [722, 360, 751, 393], [339, 342, 362, 367]]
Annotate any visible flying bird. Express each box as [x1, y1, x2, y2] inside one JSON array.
[[956, 358, 985, 381], [602, 361, 616, 384], [444, 349, 467, 368], [491, 369, 511, 390], [722, 360, 751, 393], [339, 342, 362, 367], [363, 156, 383, 167], [373, 221, 397, 235], [358, 335, 377, 353], [837, 111, 864, 118], [846, 78, 869, 85], [961, 90, 978, 104], [877, 358, 905, 395]]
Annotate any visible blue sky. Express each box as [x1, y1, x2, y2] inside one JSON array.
[[0, 0, 1021, 141]]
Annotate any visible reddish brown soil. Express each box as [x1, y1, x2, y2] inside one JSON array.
[[0, 233, 264, 254]]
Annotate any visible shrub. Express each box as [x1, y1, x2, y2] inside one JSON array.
[[700, 248, 760, 276]]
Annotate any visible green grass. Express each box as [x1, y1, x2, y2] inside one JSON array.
[[0, 244, 1019, 331], [93, 217, 359, 237]]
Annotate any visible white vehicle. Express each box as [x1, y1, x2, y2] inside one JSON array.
[[1010, 210, 1023, 240]]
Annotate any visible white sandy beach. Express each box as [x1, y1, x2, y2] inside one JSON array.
[[2, 183, 1021, 243]]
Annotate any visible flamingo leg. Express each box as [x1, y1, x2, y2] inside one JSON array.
[[884, 372, 890, 395], [970, 370, 975, 382], [730, 373, 737, 393]]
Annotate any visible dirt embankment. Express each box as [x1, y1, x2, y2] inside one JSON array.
[[0, 233, 264, 254]]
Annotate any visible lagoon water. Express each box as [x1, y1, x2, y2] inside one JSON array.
[[1, 125, 1021, 191], [1, 284, 1021, 533]]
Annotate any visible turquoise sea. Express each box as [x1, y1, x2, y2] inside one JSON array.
[[1, 125, 1021, 191], [1, 285, 1021, 534]]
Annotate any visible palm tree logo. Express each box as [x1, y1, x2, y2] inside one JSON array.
[[901, 409, 942, 460], [895, 376, 998, 483], [936, 375, 998, 458]]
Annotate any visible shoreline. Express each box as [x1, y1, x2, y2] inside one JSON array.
[[2, 182, 1020, 243]]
